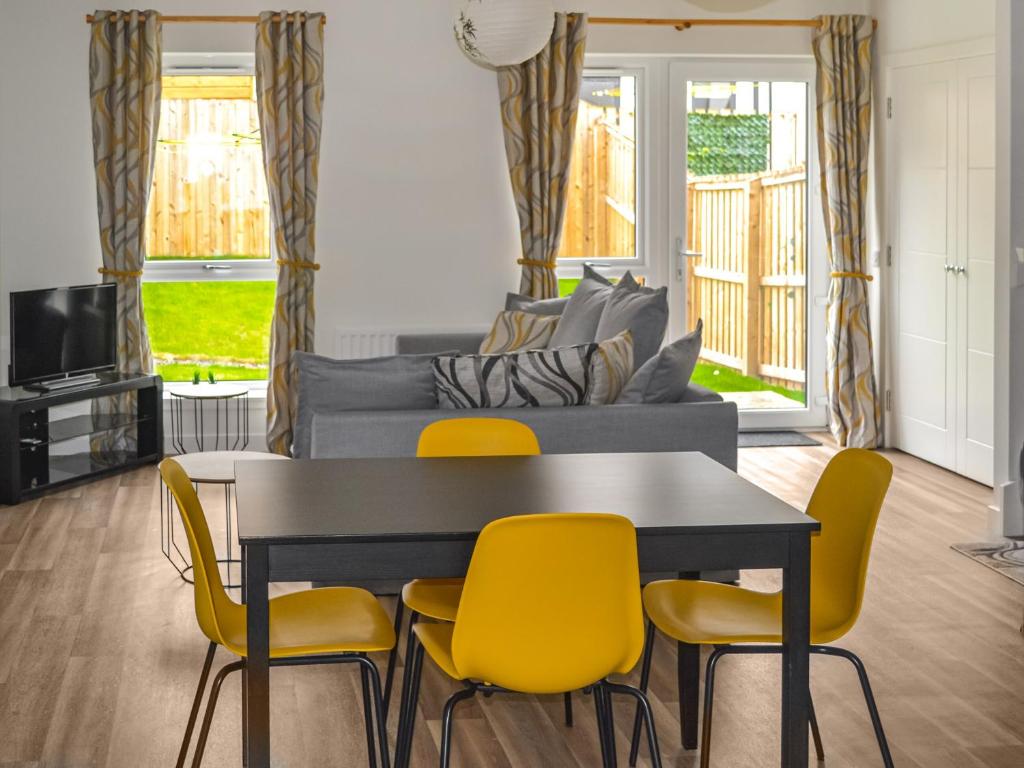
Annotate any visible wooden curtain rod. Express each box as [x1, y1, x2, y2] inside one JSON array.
[[85, 14, 326, 25], [590, 16, 878, 31]]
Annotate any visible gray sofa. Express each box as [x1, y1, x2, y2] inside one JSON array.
[[303, 332, 740, 588], [303, 332, 738, 471]]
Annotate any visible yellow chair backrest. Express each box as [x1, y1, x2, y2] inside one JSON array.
[[160, 458, 243, 647], [451, 513, 644, 694], [807, 448, 893, 641], [417, 417, 541, 458]]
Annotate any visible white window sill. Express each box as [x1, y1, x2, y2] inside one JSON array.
[[162, 380, 268, 401]]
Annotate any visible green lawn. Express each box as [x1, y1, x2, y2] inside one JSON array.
[[693, 361, 805, 404], [142, 281, 274, 382]]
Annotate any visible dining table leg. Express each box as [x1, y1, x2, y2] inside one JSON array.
[[780, 532, 811, 768], [244, 544, 271, 768], [677, 571, 700, 750]]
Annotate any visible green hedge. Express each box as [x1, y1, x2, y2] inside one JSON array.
[[688, 114, 769, 177]]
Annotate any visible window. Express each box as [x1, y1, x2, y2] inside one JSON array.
[[558, 71, 642, 268], [143, 63, 275, 383]]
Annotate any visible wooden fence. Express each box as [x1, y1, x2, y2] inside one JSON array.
[[146, 96, 270, 258], [686, 167, 807, 390], [558, 104, 636, 260]]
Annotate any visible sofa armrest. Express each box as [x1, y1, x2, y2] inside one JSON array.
[[395, 332, 487, 356]]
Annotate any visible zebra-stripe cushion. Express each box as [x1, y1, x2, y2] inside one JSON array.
[[434, 343, 598, 409], [479, 310, 561, 354]]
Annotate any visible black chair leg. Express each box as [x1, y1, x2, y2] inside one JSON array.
[[439, 686, 478, 768], [177, 642, 218, 768], [594, 681, 613, 768], [564, 691, 574, 726], [605, 682, 663, 768], [190, 660, 244, 768], [393, 610, 420, 768], [629, 620, 656, 766], [395, 638, 425, 768], [382, 598, 404, 723], [360, 660, 378, 768], [808, 689, 825, 762], [699, 647, 727, 768], [355, 655, 392, 768], [816, 646, 894, 768], [602, 685, 618, 765]]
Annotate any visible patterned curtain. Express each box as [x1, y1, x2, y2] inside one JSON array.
[[813, 15, 882, 449], [89, 10, 161, 453], [256, 11, 325, 456], [498, 13, 588, 299]]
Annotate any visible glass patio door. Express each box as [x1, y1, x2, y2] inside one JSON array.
[[668, 60, 827, 430]]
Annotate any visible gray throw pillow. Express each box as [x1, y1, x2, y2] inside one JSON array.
[[594, 278, 669, 371], [293, 351, 448, 455], [545, 265, 633, 349], [616, 319, 703, 405], [505, 293, 570, 316]]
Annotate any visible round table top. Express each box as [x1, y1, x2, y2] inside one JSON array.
[[169, 383, 249, 400], [171, 450, 290, 484]]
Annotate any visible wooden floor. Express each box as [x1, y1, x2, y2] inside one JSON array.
[[1, 441, 1022, 767]]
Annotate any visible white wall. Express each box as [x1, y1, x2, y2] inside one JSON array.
[[872, 0, 996, 55], [0, 0, 871, 390], [995, 0, 1024, 535]]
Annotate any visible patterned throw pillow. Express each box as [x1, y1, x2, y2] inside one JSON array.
[[587, 330, 634, 405], [434, 343, 597, 409], [479, 310, 560, 354]]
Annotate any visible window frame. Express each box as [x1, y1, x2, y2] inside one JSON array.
[[556, 65, 648, 281], [144, 52, 276, 284]]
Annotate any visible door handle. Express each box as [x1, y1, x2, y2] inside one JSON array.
[[675, 238, 703, 281]]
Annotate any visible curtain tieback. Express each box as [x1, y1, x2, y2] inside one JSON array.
[[98, 267, 143, 279], [830, 271, 874, 282], [277, 258, 321, 271], [517, 258, 556, 270]]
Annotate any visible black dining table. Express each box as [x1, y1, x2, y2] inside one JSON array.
[[235, 451, 820, 768]]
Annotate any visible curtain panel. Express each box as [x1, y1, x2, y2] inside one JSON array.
[[498, 13, 588, 299], [813, 15, 882, 449], [256, 10, 325, 456], [89, 9, 161, 452]]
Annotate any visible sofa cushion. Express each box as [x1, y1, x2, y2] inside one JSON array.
[[594, 278, 669, 371], [294, 350, 445, 455], [504, 292, 570, 316], [547, 270, 615, 349], [587, 330, 634, 405], [617, 319, 703, 405], [433, 343, 597, 409], [479, 310, 560, 354]]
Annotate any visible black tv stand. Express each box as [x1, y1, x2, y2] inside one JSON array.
[[0, 372, 163, 505]]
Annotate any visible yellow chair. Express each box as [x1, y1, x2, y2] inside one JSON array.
[[382, 418, 545, 722], [627, 448, 894, 768], [160, 458, 396, 768], [393, 513, 663, 768]]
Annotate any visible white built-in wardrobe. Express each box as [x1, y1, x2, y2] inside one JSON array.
[[889, 50, 995, 486]]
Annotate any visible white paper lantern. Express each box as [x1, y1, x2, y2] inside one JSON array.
[[454, 0, 555, 68]]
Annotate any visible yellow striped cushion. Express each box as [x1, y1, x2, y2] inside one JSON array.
[[587, 331, 634, 405], [479, 310, 560, 354]]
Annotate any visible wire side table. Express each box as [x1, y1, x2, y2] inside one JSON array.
[[161, 450, 290, 589], [168, 383, 250, 453]]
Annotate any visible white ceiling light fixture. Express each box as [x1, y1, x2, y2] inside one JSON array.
[[453, 0, 555, 68], [687, 0, 774, 10]]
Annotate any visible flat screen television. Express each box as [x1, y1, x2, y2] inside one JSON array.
[[9, 284, 118, 387]]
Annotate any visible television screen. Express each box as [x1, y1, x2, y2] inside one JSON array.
[[10, 284, 118, 386]]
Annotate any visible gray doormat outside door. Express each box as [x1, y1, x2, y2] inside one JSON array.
[[738, 431, 823, 448], [951, 541, 1024, 588]]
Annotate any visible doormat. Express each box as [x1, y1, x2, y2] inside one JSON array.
[[738, 431, 823, 448], [951, 541, 1024, 588]]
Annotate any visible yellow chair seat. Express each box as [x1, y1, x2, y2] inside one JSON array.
[[402, 578, 464, 622], [219, 586, 397, 659], [412, 622, 461, 680], [643, 579, 847, 647]]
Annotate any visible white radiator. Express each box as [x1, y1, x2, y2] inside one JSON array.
[[333, 330, 399, 359]]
